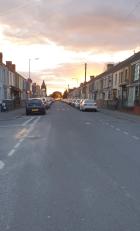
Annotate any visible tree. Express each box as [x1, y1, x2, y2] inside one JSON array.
[[63, 90, 68, 99], [50, 91, 62, 99]]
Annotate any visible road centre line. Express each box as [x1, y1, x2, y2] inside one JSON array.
[[8, 149, 16, 157], [14, 142, 21, 149], [22, 117, 34, 126], [7, 116, 41, 157], [19, 138, 24, 143]]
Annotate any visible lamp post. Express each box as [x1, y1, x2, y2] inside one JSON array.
[[29, 57, 39, 79], [27, 58, 39, 98]]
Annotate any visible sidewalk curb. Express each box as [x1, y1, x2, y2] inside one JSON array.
[[99, 108, 140, 123]]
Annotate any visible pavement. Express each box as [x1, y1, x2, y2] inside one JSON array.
[[0, 108, 25, 120], [0, 102, 140, 230], [99, 107, 140, 123]]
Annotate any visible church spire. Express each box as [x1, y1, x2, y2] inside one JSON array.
[[41, 80, 46, 90]]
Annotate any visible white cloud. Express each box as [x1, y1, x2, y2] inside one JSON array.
[[0, 0, 140, 93]]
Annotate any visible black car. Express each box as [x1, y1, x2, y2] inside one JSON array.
[[26, 98, 46, 115]]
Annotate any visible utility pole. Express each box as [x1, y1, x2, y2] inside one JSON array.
[[85, 63, 87, 98], [85, 63, 87, 83], [29, 58, 31, 79]]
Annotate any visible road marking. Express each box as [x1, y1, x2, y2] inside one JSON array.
[[22, 117, 34, 126], [0, 160, 5, 170], [116, 128, 121, 131], [132, 135, 139, 140], [110, 125, 114, 128], [16, 128, 29, 139], [8, 149, 16, 157], [14, 142, 21, 149], [85, 122, 91, 125], [105, 122, 109, 125], [123, 131, 129, 135], [19, 138, 24, 143], [8, 116, 41, 157]]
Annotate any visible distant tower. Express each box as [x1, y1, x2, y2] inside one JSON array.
[[41, 80, 47, 96]]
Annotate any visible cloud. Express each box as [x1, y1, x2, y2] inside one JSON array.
[[0, 0, 139, 52]]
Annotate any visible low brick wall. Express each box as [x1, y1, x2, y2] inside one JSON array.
[[133, 106, 140, 115], [97, 99, 140, 116]]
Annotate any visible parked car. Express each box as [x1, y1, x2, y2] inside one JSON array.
[[26, 98, 46, 115], [71, 99, 77, 107], [74, 99, 81, 109], [80, 99, 98, 112], [79, 99, 84, 109]]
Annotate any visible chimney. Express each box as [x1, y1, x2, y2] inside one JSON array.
[[6, 61, 14, 71], [0, 52, 3, 63], [11, 64, 16, 72], [90, 75, 95, 80], [106, 63, 114, 71]]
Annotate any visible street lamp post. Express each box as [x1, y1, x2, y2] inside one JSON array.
[[27, 58, 39, 98], [29, 58, 39, 79], [29, 58, 31, 79]]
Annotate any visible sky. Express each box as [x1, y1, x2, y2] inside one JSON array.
[[0, 0, 140, 94]]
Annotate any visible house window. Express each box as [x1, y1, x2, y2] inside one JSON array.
[[125, 69, 128, 81], [119, 73, 121, 83], [135, 86, 140, 100], [134, 63, 140, 81], [108, 91, 111, 99], [120, 71, 123, 83], [115, 74, 117, 86]]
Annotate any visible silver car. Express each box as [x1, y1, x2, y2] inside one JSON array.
[[80, 99, 98, 112]]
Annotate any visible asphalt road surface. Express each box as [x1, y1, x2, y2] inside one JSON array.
[[0, 102, 140, 231]]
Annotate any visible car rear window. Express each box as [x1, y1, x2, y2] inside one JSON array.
[[85, 100, 94, 103], [27, 99, 42, 106]]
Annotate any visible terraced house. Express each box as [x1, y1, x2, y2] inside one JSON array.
[[0, 52, 27, 109], [112, 52, 140, 108], [68, 51, 140, 114], [0, 53, 9, 101], [92, 52, 140, 111], [129, 53, 140, 107]]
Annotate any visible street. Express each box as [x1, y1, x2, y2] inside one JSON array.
[[0, 101, 140, 231]]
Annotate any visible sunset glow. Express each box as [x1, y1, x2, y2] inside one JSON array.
[[0, 0, 140, 94]]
